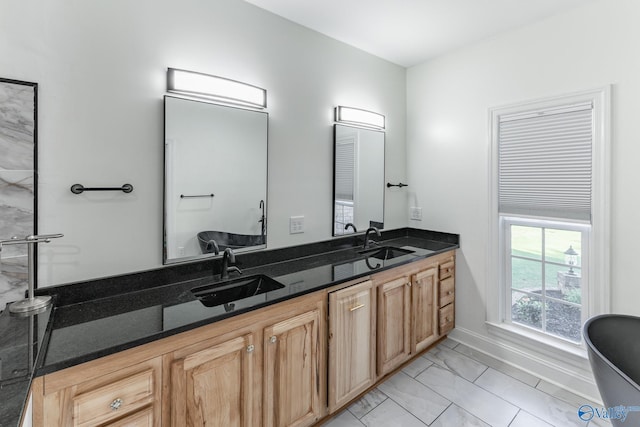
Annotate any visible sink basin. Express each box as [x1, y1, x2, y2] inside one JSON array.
[[191, 274, 285, 307], [359, 246, 415, 261]]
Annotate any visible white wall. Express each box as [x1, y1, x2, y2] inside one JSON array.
[[0, 0, 406, 285], [407, 0, 640, 399]]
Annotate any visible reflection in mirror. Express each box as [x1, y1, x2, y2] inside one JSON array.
[[164, 95, 268, 264], [333, 124, 384, 236]]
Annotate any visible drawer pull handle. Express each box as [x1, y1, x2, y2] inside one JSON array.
[[110, 398, 123, 411], [269, 336, 277, 344], [349, 304, 365, 312], [247, 344, 255, 353]]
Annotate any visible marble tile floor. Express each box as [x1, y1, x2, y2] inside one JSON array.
[[322, 338, 610, 427]]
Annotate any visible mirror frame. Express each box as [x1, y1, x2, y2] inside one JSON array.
[[332, 123, 385, 237], [162, 95, 269, 264]]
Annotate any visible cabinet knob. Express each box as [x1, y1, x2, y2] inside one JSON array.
[[269, 335, 277, 344], [448, 291, 453, 295], [246, 344, 255, 353], [110, 398, 123, 411]]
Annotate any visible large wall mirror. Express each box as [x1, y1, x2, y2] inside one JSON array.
[[333, 124, 385, 236], [164, 95, 268, 264]]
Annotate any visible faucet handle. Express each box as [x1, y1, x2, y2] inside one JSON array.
[[227, 266, 243, 276]]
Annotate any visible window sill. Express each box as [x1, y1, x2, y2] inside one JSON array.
[[486, 321, 588, 363]]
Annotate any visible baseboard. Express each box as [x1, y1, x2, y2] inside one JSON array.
[[448, 326, 603, 404]]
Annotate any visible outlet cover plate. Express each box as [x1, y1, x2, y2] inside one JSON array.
[[290, 216, 304, 234], [410, 207, 422, 221]]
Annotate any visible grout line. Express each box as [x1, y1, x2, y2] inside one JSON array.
[[386, 370, 451, 425], [507, 409, 521, 427], [381, 394, 430, 427], [427, 402, 454, 426], [347, 388, 388, 420]]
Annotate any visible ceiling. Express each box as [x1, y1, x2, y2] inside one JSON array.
[[244, 0, 595, 67]]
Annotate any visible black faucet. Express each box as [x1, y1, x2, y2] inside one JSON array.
[[259, 200, 266, 237], [344, 223, 357, 233], [206, 239, 220, 255], [363, 227, 381, 249], [221, 248, 242, 279]]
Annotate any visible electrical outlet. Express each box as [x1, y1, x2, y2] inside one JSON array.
[[178, 246, 185, 256], [410, 207, 422, 221], [290, 216, 305, 234]]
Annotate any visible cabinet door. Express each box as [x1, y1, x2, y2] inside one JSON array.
[[377, 276, 411, 376], [328, 280, 376, 413], [412, 267, 439, 353], [170, 333, 256, 427], [263, 308, 321, 427]]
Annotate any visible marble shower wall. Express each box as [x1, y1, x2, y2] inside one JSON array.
[[0, 79, 36, 312]]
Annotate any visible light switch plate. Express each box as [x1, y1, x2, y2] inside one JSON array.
[[290, 216, 305, 234], [410, 207, 422, 221]]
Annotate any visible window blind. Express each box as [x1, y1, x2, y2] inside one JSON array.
[[498, 101, 593, 221], [335, 140, 355, 201]]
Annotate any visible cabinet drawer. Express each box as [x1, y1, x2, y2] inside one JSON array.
[[72, 368, 156, 427], [439, 258, 455, 280], [439, 277, 455, 307], [439, 304, 455, 335], [105, 407, 154, 427]]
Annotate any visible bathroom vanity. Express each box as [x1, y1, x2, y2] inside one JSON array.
[[0, 228, 458, 426]]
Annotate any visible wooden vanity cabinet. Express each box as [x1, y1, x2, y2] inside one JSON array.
[[411, 265, 439, 353], [327, 280, 376, 413], [168, 331, 257, 427], [374, 250, 456, 377], [30, 250, 454, 427], [33, 292, 325, 427], [438, 254, 456, 335], [376, 276, 411, 376], [263, 306, 323, 427], [165, 295, 325, 427], [34, 355, 162, 427]]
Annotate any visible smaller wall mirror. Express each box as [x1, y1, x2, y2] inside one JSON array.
[[333, 124, 385, 236], [164, 96, 268, 263]]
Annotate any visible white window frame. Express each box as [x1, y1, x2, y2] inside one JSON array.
[[487, 87, 610, 355]]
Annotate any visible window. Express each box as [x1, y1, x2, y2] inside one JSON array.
[[489, 88, 610, 347], [504, 217, 589, 342]]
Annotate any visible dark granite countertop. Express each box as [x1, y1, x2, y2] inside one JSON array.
[[0, 227, 458, 426]]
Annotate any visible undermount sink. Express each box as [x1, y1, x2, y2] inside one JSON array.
[[191, 274, 285, 308], [359, 246, 415, 261]]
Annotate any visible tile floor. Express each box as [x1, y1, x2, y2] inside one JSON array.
[[322, 338, 611, 427]]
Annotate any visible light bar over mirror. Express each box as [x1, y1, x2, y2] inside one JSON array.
[[335, 106, 385, 129], [167, 68, 267, 109]]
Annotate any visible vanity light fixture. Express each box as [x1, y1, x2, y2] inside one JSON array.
[[167, 68, 267, 109], [335, 106, 385, 129]]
